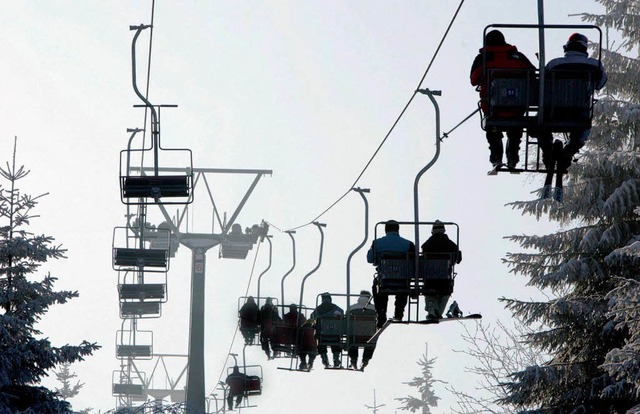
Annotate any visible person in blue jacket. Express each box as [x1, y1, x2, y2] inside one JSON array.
[[367, 220, 415, 328]]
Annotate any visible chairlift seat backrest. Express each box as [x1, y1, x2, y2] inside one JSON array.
[[317, 315, 344, 345], [543, 69, 594, 130], [120, 301, 161, 317], [114, 248, 168, 269], [483, 68, 538, 131], [119, 283, 166, 301], [346, 312, 377, 345], [419, 254, 455, 296], [116, 344, 152, 358], [377, 253, 414, 293], [112, 383, 144, 396], [122, 175, 190, 199], [246, 376, 262, 394]]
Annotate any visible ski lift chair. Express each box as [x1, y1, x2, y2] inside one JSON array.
[[119, 146, 194, 205], [116, 329, 153, 359], [112, 370, 146, 400], [226, 365, 263, 405], [112, 226, 171, 272], [220, 223, 267, 259], [120, 301, 161, 318]]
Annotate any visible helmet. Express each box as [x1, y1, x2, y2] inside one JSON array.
[[431, 220, 446, 234], [564, 33, 588, 53]]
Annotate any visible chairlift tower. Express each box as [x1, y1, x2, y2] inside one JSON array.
[[149, 166, 272, 413]]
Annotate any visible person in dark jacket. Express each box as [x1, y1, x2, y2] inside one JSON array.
[[367, 220, 415, 328], [471, 29, 536, 169], [225, 365, 248, 410], [239, 296, 259, 345], [257, 297, 280, 359], [347, 290, 377, 370], [421, 220, 462, 320], [310, 293, 345, 368], [537, 33, 607, 200]]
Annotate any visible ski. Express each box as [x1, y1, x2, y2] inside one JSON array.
[[487, 163, 506, 175], [543, 140, 564, 201], [419, 313, 482, 324]]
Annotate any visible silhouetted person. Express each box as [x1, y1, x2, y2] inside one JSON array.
[[367, 220, 415, 328], [421, 220, 462, 320], [347, 290, 377, 370], [257, 297, 280, 359], [310, 292, 344, 368], [537, 33, 607, 200], [225, 365, 248, 410], [471, 29, 535, 169], [239, 296, 259, 345]]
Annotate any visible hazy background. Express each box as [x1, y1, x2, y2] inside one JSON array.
[[0, 1, 601, 412]]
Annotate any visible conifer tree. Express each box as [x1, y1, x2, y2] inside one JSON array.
[[54, 362, 83, 402], [396, 343, 444, 413], [0, 138, 99, 413], [499, 1, 640, 412]]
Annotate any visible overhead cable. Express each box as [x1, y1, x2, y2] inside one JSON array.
[[281, 0, 467, 232]]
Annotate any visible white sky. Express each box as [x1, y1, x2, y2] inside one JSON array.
[[0, 1, 603, 413]]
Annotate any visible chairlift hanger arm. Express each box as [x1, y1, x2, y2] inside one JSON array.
[[298, 222, 326, 311]]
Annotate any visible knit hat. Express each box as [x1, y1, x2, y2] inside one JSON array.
[[431, 220, 446, 234], [485, 30, 506, 46], [564, 33, 588, 53]]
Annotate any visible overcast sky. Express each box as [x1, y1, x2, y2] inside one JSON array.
[[0, 1, 602, 413]]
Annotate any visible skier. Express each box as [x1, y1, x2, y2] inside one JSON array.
[[471, 29, 536, 170], [310, 292, 345, 368], [347, 290, 377, 371], [421, 221, 462, 320], [367, 220, 415, 328], [238, 296, 259, 345], [537, 33, 607, 201], [257, 297, 280, 359]]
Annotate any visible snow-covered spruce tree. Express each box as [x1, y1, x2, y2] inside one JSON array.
[[396, 343, 444, 413], [499, 2, 640, 412], [54, 362, 93, 414], [0, 139, 99, 413]]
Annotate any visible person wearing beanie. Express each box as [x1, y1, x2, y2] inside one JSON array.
[[421, 220, 462, 320], [346, 290, 377, 370], [470, 29, 536, 170]]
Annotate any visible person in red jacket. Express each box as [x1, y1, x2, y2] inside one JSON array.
[[470, 30, 535, 169]]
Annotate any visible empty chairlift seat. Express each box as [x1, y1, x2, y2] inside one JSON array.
[[119, 283, 166, 301], [116, 344, 152, 358], [113, 248, 169, 270], [120, 301, 161, 318], [119, 144, 194, 205], [121, 175, 190, 199], [112, 383, 145, 397]]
